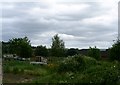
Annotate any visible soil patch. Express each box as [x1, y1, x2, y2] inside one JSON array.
[[3, 73, 37, 83]]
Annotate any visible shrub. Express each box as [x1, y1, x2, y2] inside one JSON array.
[[88, 46, 101, 60], [57, 55, 97, 73], [83, 56, 97, 67], [57, 55, 83, 72], [109, 40, 120, 61], [75, 62, 120, 84]]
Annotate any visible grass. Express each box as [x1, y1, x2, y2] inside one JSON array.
[[3, 60, 52, 83], [3, 55, 120, 84]]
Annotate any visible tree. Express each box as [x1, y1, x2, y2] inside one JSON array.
[[9, 37, 32, 58], [109, 39, 120, 61], [66, 48, 79, 56], [2, 41, 11, 54], [88, 46, 101, 60], [35, 45, 48, 57], [51, 34, 65, 57]]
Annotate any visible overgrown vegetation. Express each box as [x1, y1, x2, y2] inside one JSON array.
[[3, 55, 120, 84], [109, 39, 120, 61], [35, 45, 49, 57], [3, 36, 120, 84], [51, 34, 65, 57], [88, 46, 101, 60], [31, 55, 120, 84], [9, 37, 32, 58]]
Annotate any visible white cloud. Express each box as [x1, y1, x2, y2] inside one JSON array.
[[39, 31, 58, 37], [81, 15, 115, 26], [1, 1, 118, 49], [1, 2, 15, 9], [55, 3, 90, 15], [59, 34, 86, 41]]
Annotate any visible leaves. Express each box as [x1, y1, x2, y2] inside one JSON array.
[[109, 40, 120, 61], [88, 46, 101, 60], [9, 37, 32, 58], [51, 34, 65, 57], [35, 45, 48, 57]]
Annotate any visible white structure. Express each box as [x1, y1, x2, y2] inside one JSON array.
[[30, 61, 47, 65], [3, 54, 14, 58], [30, 56, 47, 65]]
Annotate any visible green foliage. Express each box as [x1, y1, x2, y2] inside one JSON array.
[[32, 61, 120, 84], [66, 48, 79, 56], [3, 60, 50, 76], [88, 46, 101, 60], [109, 40, 120, 61], [2, 41, 11, 54], [83, 56, 97, 67], [35, 45, 48, 57], [9, 36, 32, 58], [4, 66, 11, 73], [13, 67, 19, 74], [51, 34, 65, 57], [76, 62, 120, 84], [3, 57, 120, 84], [57, 55, 97, 72]]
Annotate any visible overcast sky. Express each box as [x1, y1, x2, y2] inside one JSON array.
[[0, 0, 119, 49]]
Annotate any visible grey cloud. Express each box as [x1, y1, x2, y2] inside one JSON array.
[[1, 2, 118, 49], [52, 3, 107, 21]]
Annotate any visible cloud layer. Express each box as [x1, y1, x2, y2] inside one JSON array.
[[1, 0, 118, 49]]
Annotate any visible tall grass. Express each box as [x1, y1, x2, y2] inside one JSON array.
[[3, 55, 120, 84]]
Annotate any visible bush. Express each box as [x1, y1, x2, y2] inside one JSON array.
[[109, 40, 120, 61], [57, 55, 97, 73], [88, 46, 101, 60], [83, 56, 97, 67], [74, 61, 120, 84]]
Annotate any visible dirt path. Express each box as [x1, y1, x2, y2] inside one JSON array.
[[3, 73, 37, 83]]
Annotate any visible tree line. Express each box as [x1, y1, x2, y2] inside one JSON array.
[[2, 34, 120, 61], [2, 34, 66, 58]]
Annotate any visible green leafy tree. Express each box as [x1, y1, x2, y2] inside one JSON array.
[[109, 39, 120, 61], [88, 46, 101, 60], [2, 41, 10, 54], [51, 34, 65, 57], [9, 37, 32, 58], [35, 45, 48, 57], [66, 48, 79, 56]]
